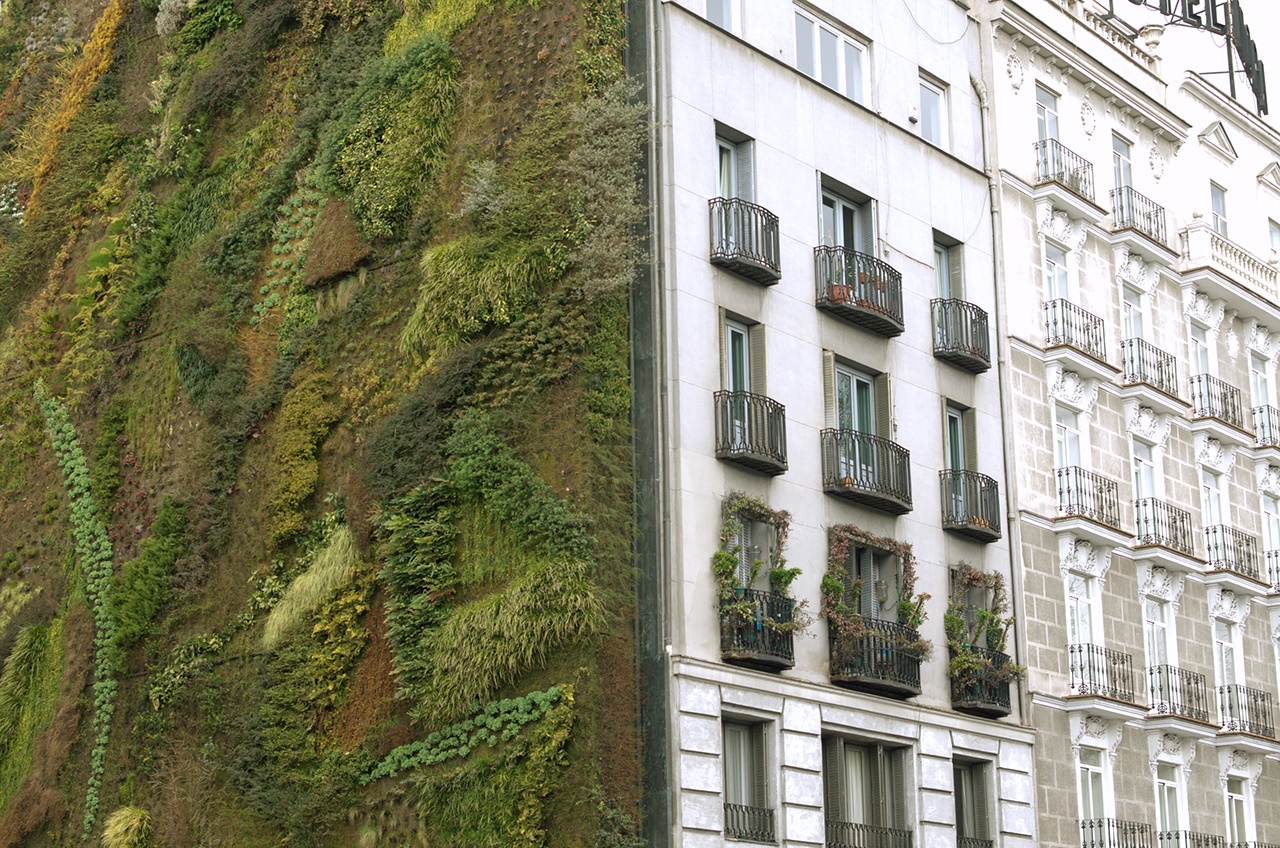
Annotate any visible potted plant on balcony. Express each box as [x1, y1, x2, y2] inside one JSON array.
[[945, 563, 1025, 710]]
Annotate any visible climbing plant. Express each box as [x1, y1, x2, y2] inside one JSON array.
[[820, 524, 930, 660], [944, 563, 1024, 686]]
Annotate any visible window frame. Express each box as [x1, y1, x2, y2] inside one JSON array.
[[1225, 775, 1254, 843], [1132, 439, 1158, 501], [1043, 242, 1070, 302], [1112, 133, 1133, 191], [1036, 84, 1060, 143], [706, 0, 739, 34], [953, 760, 991, 844], [1066, 572, 1098, 647], [1250, 352, 1272, 408], [1076, 745, 1112, 822], [1053, 404, 1082, 470], [1154, 762, 1185, 833], [822, 736, 911, 832], [918, 75, 946, 147], [722, 718, 770, 812], [794, 8, 867, 104], [1213, 619, 1242, 688], [1200, 468, 1225, 527], [1122, 285, 1145, 341], [1211, 182, 1229, 237], [1269, 219, 1280, 256], [1188, 322, 1213, 376]]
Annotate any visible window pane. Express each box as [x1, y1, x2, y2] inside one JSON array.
[[845, 42, 863, 102], [820, 27, 839, 88], [920, 82, 941, 144], [795, 13, 815, 77]]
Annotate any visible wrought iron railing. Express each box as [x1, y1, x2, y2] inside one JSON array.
[[829, 618, 923, 696], [1147, 665, 1211, 723], [1189, 374, 1248, 431], [826, 819, 913, 848], [709, 197, 781, 283], [949, 646, 1013, 717], [1204, 525, 1261, 581], [820, 429, 912, 513], [1157, 833, 1226, 848], [1081, 818, 1156, 848], [815, 246, 904, 335], [720, 589, 795, 669], [1254, 405, 1280, 449], [957, 839, 993, 848], [1121, 338, 1179, 398], [714, 390, 787, 474], [1068, 644, 1138, 704], [1134, 498, 1196, 556], [1111, 185, 1167, 245], [940, 470, 1002, 541], [930, 298, 991, 371], [1034, 139, 1096, 202], [1228, 842, 1280, 848], [1056, 466, 1122, 528], [1268, 550, 1280, 592], [1045, 299, 1108, 363], [1218, 684, 1276, 738], [724, 802, 775, 842]]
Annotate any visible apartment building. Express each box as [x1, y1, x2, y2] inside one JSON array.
[[644, 2, 1036, 846], [979, 1, 1280, 846]]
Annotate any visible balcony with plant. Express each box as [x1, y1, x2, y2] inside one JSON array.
[[945, 564, 1024, 719]]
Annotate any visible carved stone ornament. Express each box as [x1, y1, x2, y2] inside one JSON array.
[[1225, 310, 1240, 363], [1081, 100, 1097, 137], [1138, 563, 1184, 611], [1126, 402, 1171, 448], [1071, 713, 1124, 763], [1038, 200, 1086, 253], [1048, 364, 1099, 416], [1007, 53, 1024, 91], [1256, 462, 1280, 497], [1114, 247, 1156, 294], [1146, 729, 1198, 778], [1150, 144, 1166, 181], [1244, 318, 1280, 361], [1182, 289, 1226, 333], [1060, 535, 1112, 585], [1209, 587, 1250, 628], [1219, 749, 1265, 791], [1195, 435, 1238, 475]]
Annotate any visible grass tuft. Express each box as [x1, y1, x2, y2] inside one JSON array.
[[262, 524, 360, 649], [101, 806, 153, 848]]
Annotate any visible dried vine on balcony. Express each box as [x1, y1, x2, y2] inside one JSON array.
[[713, 492, 810, 633], [820, 524, 930, 658], [944, 563, 1024, 685]]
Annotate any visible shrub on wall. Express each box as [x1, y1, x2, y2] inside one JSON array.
[[112, 496, 189, 648]]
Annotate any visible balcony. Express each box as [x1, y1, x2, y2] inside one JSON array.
[[829, 618, 923, 699], [1118, 339, 1184, 414], [1045, 299, 1115, 382], [709, 197, 781, 284], [720, 589, 795, 672], [1033, 139, 1096, 205], [714, 390, 787, 476], [1110, 186, 1172, 262], [724, 802, 775, 843], [1180, 220, 1279, 306], [1068, 643, 1139, 705], [1228, 843, 1280, 848], [949, 646, 1013, 718], [1218, 685, 1276, 738], [820, 429, 912, 515], [814, 246, 904, 337], [1147, 665, 1212, 724], [940, 470, 1001, 543], [1134, 498, 1197, 560], [1056, 466, 1123, 529], [1157, 833, 1226, 848], [1203, 525, 1266, 594], [1253, 405, 1280, 462], [826, 820, 912, 848], [931, 298, 991, 373], [1188, 374, 1251, 448], [1081, 818, 1155, 848]]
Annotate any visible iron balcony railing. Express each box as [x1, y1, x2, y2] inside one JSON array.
[[1268, 550, 1280, 592], [1254, 405, 1280, 449], [714, 390, 787, 475], [949, 646, 1013, 718], [709, 197, 781, 284], [1045, 299, 1108, 363], [826, 820, 913, 848], [820, 429, 912, 514], [1218, 684, 1276, 738], [1121, 338, 1179, 398], [1147, 665, 1211, 723], [1228, 843, 1280, 848], [1056, 466, 1122, 528], [940, 470, 1002, 542], [1134, 498, 1196, 556], [1034, 138, 1096, 202], [930, 298, 991, 372], [958, 839, 994, 848], [724, 802, 775, 843], [1111, 185, 1168, 245], [814, 246, 905, 336], [1189, 374, 1248, 431], [1204, 525, 1261, 581], [1068, 643, 1138, 704], [829, 618, 923, 698], [720, 589, 795, 671], [1157, 833, 1226, 848], [1081, 818, 1156, 848]]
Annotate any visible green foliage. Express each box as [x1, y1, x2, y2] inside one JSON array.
[[302, 562, 374, 709], [184, 0, 295, 118], [0, 618, 64, 814], [174, 0, 244, 57], [317, 34, 459, 238], [262, 523, 359, 649], [90, 395, 129, 509], [101, 806, 152, 848], [300, 0, 388, 37], [0, 582, 40, 639], [366, 685, 567, 782], [577, 0, 627, 92], [265, 367, 339, 548], [112, 497, 189, 648]]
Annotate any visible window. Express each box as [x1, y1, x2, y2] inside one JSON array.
[[944, 403, 977, 472], [1043, 243, 1069, 301], [1211, 182, 1229, 236], [1201, 469, 1224, 527], [1270, 219, 1280, 256], [919, 77, 945, 146], [820, 190, 874, 252], [934, 241, 963, 299], [720, 314, 765, 450], [1054, 405, 1081, 469], [1226, 777, 1251, 843], [1077, 747, 1108, 822], [1067, 574, 1096, 647], [827, 361, 891, 481], [1122, 285, 1144, 340], [707, 0, 737, 33], [1251, 352, 1271, 408], [838, 545, 901, 621], [1144, 597, 1170, 669], [1155, 763, 1183, 833], [1036, 84, 1059, 143], [716, 135, 754, 202], [723, 720, 772, 839], [794, 10, 865, 103], [1189, 323, 1211, 376], [1263, 495, 1280, 553], [953, 761, 990, 845], [1132, 441, 1156, 501], [1214, 620, 1240, 688], [822, 738, 909, 837], [1112, 134, 1133, 190]]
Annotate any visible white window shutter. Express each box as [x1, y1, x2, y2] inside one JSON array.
[[737, 140, 755, 203], [823, 350, 837, 429], [749, 323, 766, 396], [947, 244, 964, 299]]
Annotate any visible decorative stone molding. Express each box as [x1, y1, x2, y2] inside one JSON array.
[[1125, 401, 1172, 448], [1198, 120, 1238, 163], [1037, 200, 1086, 253], [1060, 535, 1112, 586], [1255, 461, 1280, 497], [1258, 162, 1280, 198], [1081, 100, 1096, 137], [1183, 289, 1226, 333], [1194, 435, 1238, 475], [1244, 318, 1280, 361], [1048, 364, 1099, 416], [1147, 731, 1197, 778], [1149, 143, 1165, 181], [1071, 713, 1125, 763], [1138, 562, 1184, 612], [1218, 748, 1265, 791], [1209, 587, 1250, 628], [1007, 52, 1024, 91], [1114, 247, 1157, 294], [1225, 310, 1240, 363]]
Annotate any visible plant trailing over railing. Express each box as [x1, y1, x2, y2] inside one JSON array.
[[944, 563, 1024, 686], [713, 492, 811, 634], [820, 524, 930, 659], [34, 380, 118, 841]]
